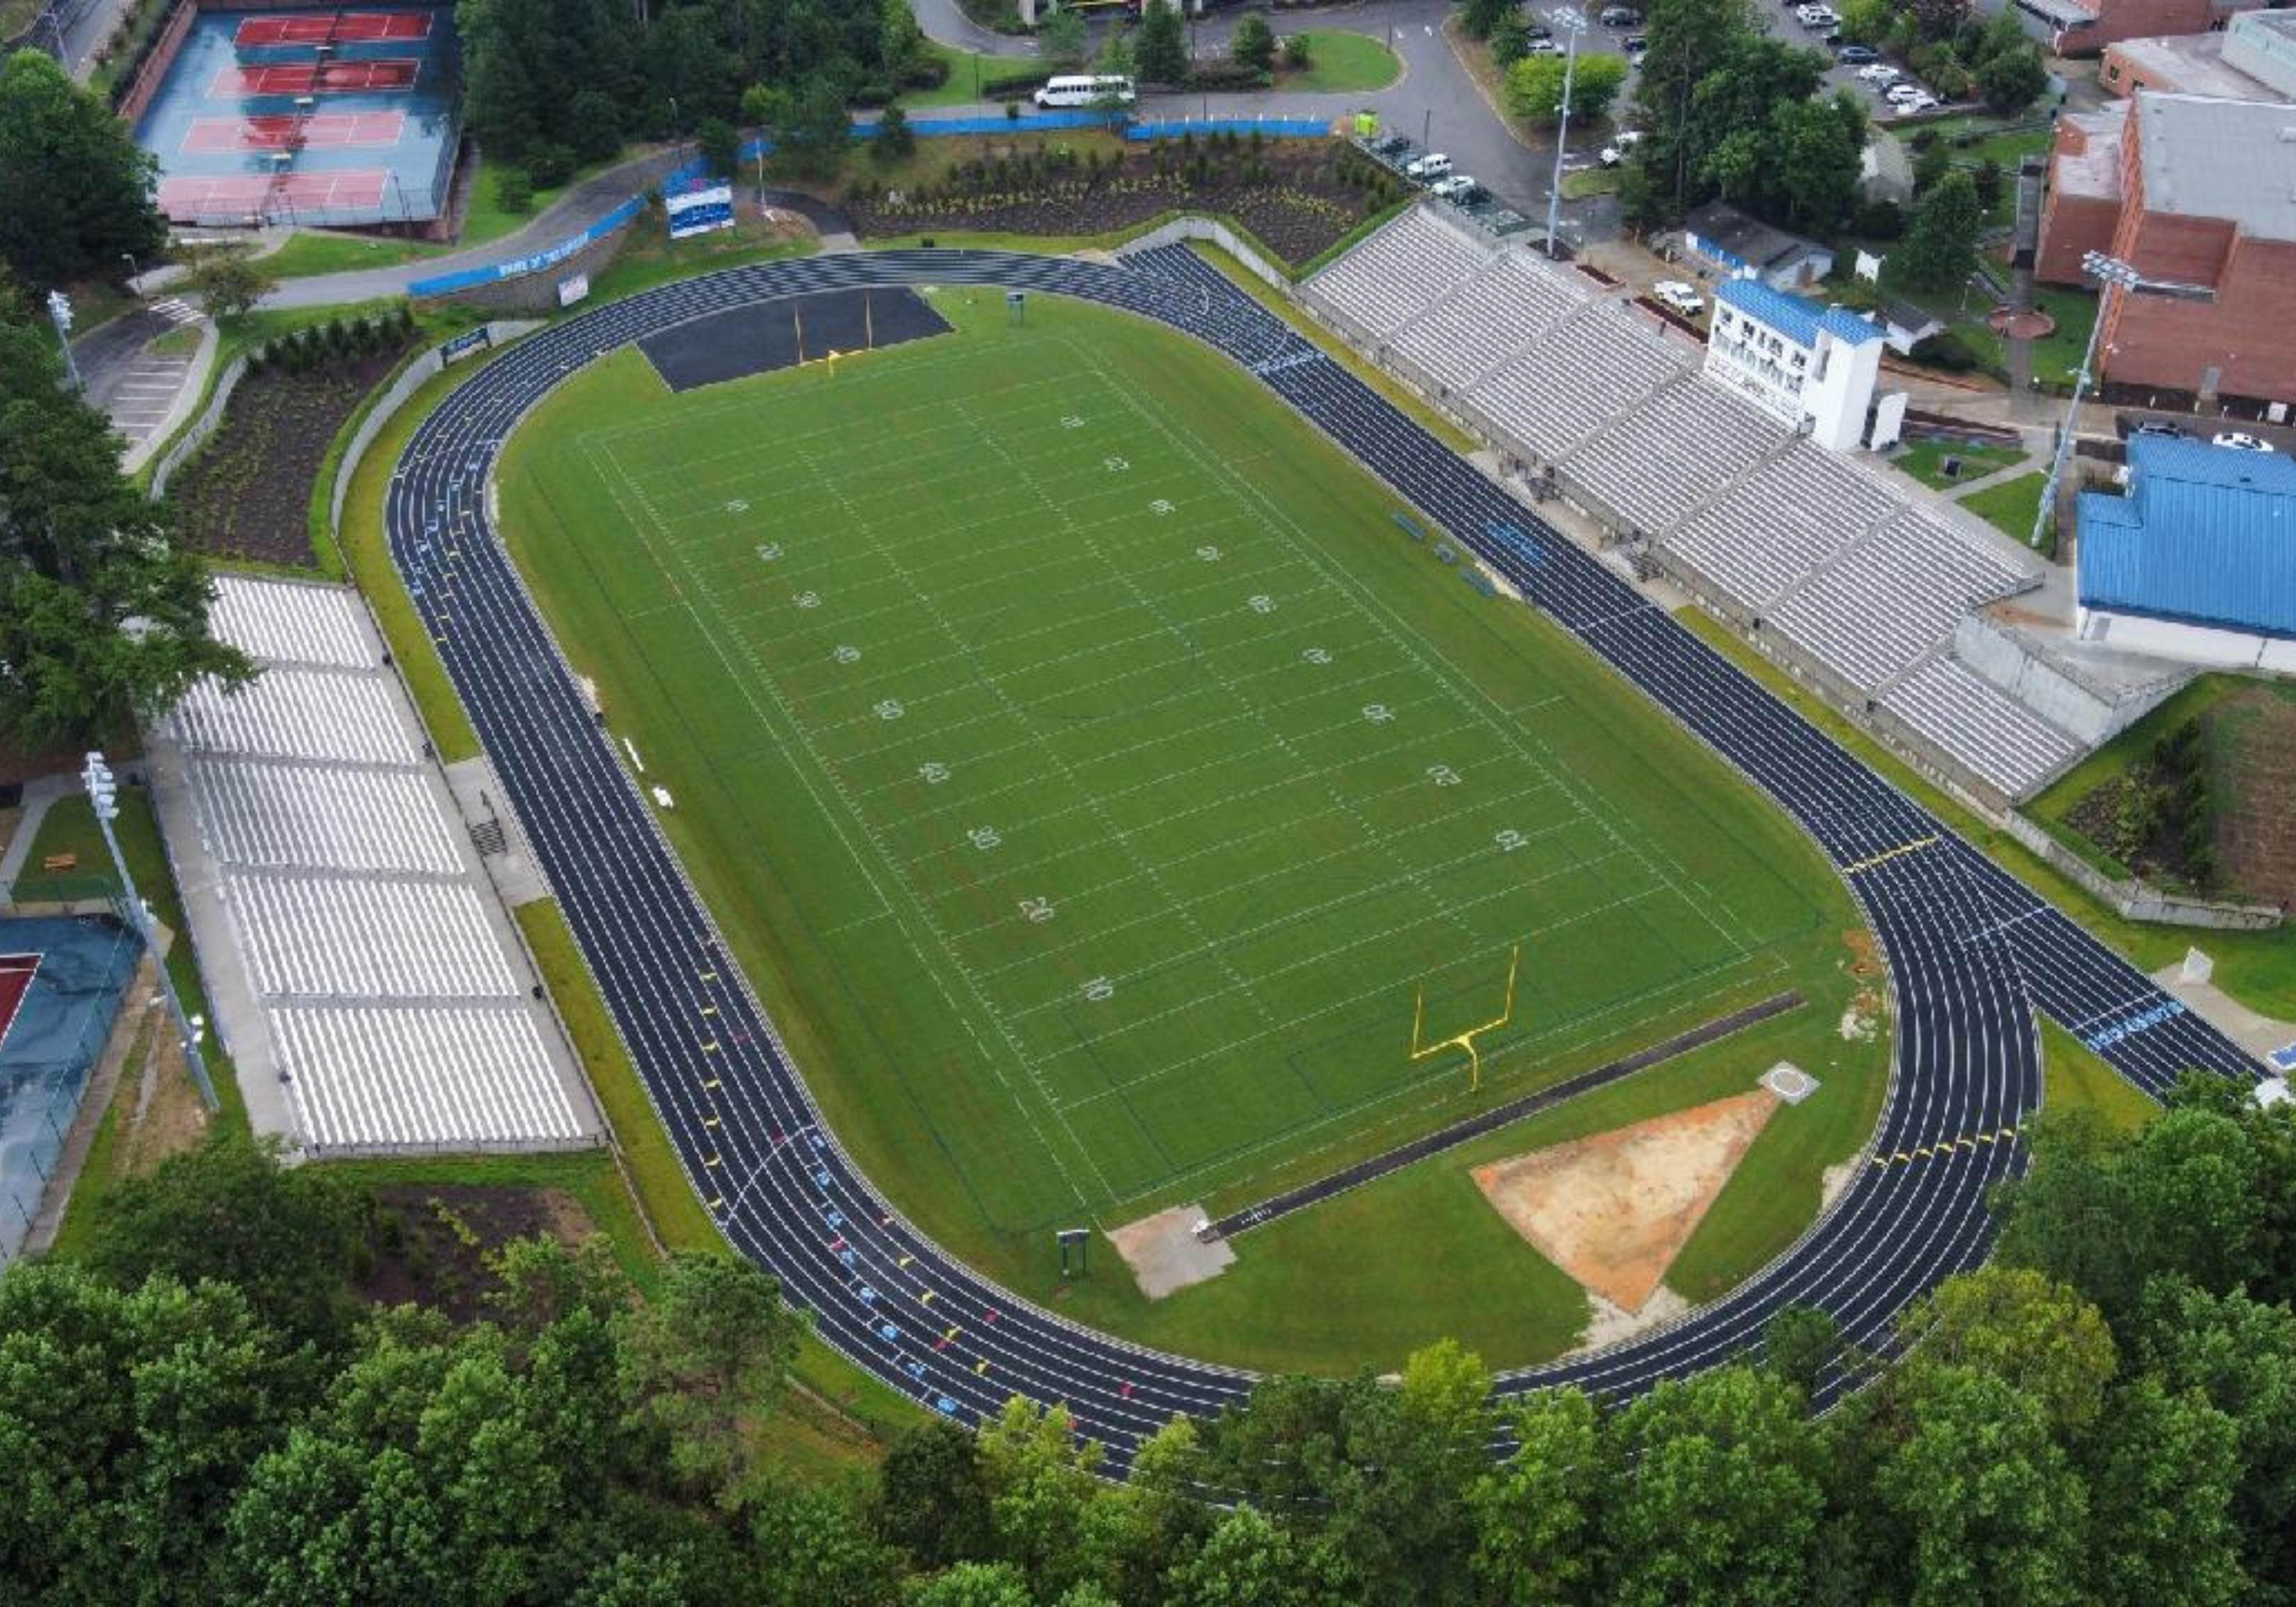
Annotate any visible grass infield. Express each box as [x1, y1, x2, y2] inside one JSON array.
[[496, 289, 1885, 1367]]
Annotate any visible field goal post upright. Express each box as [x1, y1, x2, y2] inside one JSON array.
[[1410, 943, 1523, 1095]]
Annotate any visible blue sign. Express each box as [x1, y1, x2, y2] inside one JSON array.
[[439, 327, 493, 364]]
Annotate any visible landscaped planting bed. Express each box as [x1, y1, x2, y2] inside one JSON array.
[[166, 312, 418, 569], [845, 134, 1408, 266]]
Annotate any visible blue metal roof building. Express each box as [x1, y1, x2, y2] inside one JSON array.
[[1714, 279, 1885, 349], [2078, 436, 2296, 641]]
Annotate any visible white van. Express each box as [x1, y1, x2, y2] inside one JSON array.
[[1033, 75, 1137, 108]]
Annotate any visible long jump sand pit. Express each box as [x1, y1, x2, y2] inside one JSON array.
[[1471, 1089, 1778, 1313]]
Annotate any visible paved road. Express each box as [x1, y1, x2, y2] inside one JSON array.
[[15, 0, 127, 82], [383, 245, 2261, 1473]]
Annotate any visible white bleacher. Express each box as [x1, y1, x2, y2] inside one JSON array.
[[208, 575, 374, 669], [228, 874, 518, 999], [165, 667, 416, 765], [273, 1004, 583, 1149], [189, 759, 463, 876], [1305, 205, 1493, 338], [1663, 441, 1899, 610], [158, 574, 590, 1154], [1766, 509, 2043, 691], [1879, 655, 2086, 800], [1466, 302, 1698, 460], [1565, 379, 1789, 534], [1389, 252, 1593, 390]]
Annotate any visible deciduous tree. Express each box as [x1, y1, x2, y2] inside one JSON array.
[[0, 49, 165, 289]]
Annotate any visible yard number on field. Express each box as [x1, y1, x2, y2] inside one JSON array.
[[1104, 456, 1129, 472], [1364, 703, 1394, 725], [1083, 976, 1115, 1002], [1303, 647, 1332, 665], [796, 591, 821, 609], [1018, 897, 1055, 924], [1428, 765, 1462, 788], [969, 826, 1002, 851], [834, 644, 861, 664], [1197, 545, 1222, 563], [756, 542, 783, 562], [875, 699, 904, 721], [1495, 829, 1528, 853], [918, 762, 951, 785], [1248, 595, 1276, 615]]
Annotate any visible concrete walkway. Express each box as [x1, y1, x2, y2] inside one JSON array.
[[0, 774, 75, 893]]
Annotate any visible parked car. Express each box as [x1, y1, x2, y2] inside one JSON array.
[[1652, 280, 1706, 316], [1429, 174, 1480, 200], [1525, 21, 1552, 39], [1599, 129, 1646, 166], [1837, 43, 1880, 64], [1886, 80, 1929, 102], [1893, 91, 1940, 112], [2212, 431, 2274, 452], [1857, 63, 1900, 83], [2128, 419, 2191, 440], [1405, 151, 1454, 180], [1373, 133, 1412, 157], [1598, 5, 1640, 25], [1522, 37, 1560, 53], [1796, 4, 1839, 28], [1624, 32, 1649, 57]]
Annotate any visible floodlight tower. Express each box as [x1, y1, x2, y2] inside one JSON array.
[[1544, 7, 1588, 260], [2031, 250, 2140, 551], [82, 753, 219, 1111], [45, 289, 82, 390]]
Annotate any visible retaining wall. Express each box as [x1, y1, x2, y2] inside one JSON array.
[[1114, 215, 1290, 290], [148, 352, 248, 500], [2002, 815, 2286, 931], [1953, 614, 2184, 747], [328, 318, 539, 537], [116, 0, 196, 127]]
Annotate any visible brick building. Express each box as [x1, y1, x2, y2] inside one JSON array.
[[2101, 6, 2296, 96], [1985, 0, 2265, 55], [2035, 90, 2296, 402]]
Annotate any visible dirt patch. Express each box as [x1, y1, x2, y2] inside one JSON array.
[[1108, 1204, 1234, 1298], [1471, 1089, 1779, 1313], [2211, 687, 2296, 906], [1840, 930, 1886, 1043], [358, 1184, 597, 1323], [843, 137, 1406, 267], [1573, 1284, 1690, 1354], [114, 1001, 212, 1176], [1989, 305, 2055, 340], [168, 335, 416, 568]]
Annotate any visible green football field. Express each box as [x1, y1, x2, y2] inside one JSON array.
[[499, 288, 1882, 1360]]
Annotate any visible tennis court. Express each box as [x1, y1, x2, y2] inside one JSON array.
[[134, 5, 458, 227], [0, 917, 139, 1262]]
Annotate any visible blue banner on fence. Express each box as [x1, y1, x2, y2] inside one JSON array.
[[410, 194, 645, 297], [439, 326, 493, 363]]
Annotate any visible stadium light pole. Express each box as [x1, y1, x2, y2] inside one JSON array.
[[82, 753, 219, 1113], [2031, 249, 2139, 552], [1543, 8, 1586, 261], [44, 289, 82, 390]]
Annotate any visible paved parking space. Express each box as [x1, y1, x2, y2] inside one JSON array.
[[98, 299, 205, 449]]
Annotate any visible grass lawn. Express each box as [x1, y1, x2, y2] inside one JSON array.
[[1926, 115, 2056, 171], [1957, 470, 2049, 545], [903, 38, 1028, 109], [2039, 1017, 2159, 1135], [1894, 438, 2024, 490], [1281, 30, 1403, 93], [494, 289, 1884, 1369], [460, 151, 626, 252], [260, 230, 445, 280], [1676, 606, 2296, 1018], [1563, 167, 1623, 200]]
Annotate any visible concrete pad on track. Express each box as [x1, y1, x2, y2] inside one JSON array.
[[1110, 1204, 1234, 1298]]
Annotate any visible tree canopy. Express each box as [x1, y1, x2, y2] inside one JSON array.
[[0, 280, 251, 749], [0, 49, 166, 291]]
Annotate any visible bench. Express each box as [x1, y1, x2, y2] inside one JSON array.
[[41, 853, 78, 872]]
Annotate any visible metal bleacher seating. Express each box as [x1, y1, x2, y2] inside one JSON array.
[[1564, 378, 1789, 534], [1663, 440, 1899, 610], [1304, 205, 1494, 338], [1766, 509, 2041, 691], [1389, 252, 1593, 391], [1465, 301, 1698, 461], [270, 1004, 582, 1150], [1878, 654, 2086, 799], [207, 574, 373, 668], [159, 575, 587, 1153]]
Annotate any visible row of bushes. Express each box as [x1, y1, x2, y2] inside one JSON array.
[[2110, 716, 2221, 891], [249, 306, 418, 376], [849, 56, 953, 109]]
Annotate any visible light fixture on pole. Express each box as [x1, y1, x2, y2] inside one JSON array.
[[44, 289, 82, 390], [82, 753, 220, 1112], [1543, 7, 1587, 260], [2030, 249, 2140, 552]]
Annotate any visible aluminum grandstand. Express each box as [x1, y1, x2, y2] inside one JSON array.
[[1303, 204, 2092, 806], [147, 576, 597, 1154]]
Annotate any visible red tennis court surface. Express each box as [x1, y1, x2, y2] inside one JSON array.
[[183, 109, 404, 152], [0, 955, 36, 1055], [234, 10, 432, 45], [159, 169, 389, 215], [211, 57, 418, 96]]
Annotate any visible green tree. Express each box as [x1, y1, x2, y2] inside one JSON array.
[[1231, 12, 1277, 73], [0, 49, 166, 290], [909, 1562, 1036, 1607], [0, 1261, 309, 1605], [977, 1398, 1102, 1600], [1629, 0, 1755, 218], [569, 88, 625, 164], [1506, 50, 1628, 125], [881, 0, 930, 83], [873, 1420, 996, 1570], [1979, 43, 2049, 112], [1876, 1365, 2091, 1607], [1164, 1507, 1359, 1607], [83, 1135, 360, 1355], [1099, 21, 1137, 79], [1489, 9, 1530, 66], [1039, 6, 1088, 66], [750, 79, 854, 177], [646, 4, 739, 133], [1895, 167, 1982, 291], [1762, 1304, 1842, 1400], [874, 104, 915, 162], [698, 116, 739, 177], [1138, 0, 1188, 83], [1972, 156, 2005, 213], [622, 1252, 801, 1496], [180, 245, 278, 320], [738, 1473, 902, 1607], [1899, 1265, 2117, 1435], [1836, 0, 1892, 44], [2084, 1377, 2246, 1607], [1469, 1389, 1602, 1607], [1908, 0, 1971, 37], [1461, 0, 1516, 40], [1281, 31, 1313, 71], [1605, 1366, 1822, 1606], [496, 166, 536, 214]]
